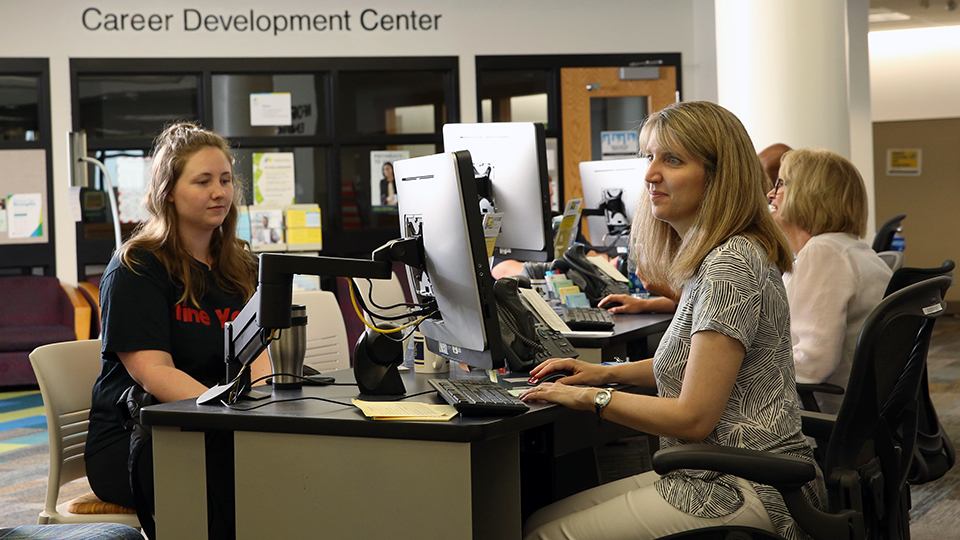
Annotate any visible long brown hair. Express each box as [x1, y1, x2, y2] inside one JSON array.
[[117, 122, 257, 307], [631, 101, 793, 291]]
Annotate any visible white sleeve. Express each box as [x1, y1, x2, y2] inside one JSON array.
[[787, 240, 855, 384]]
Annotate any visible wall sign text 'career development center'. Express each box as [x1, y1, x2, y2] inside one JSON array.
[[82, 8, 443, 35]]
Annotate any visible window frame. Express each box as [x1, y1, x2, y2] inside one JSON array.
[[70, 56, 459, 277]]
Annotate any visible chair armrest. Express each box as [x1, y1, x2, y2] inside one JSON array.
[[796, 383, 844, 413], [801, 410, 836, 442], [653, 444, 816, 487], [796, 382, 845, 395], [60, 283, 91, 341], [653, 444, 864, 540]]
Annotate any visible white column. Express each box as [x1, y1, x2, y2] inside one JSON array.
[[714, 0, 851, 157]]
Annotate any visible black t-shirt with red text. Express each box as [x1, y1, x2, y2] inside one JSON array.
[[86, 249, 248, 457]]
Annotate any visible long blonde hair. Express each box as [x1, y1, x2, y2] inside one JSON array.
[[117, 122, 257, 307], [631, 101, 793, 291]]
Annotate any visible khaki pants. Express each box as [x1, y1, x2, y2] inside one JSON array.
[[523, 470, 776, 540]]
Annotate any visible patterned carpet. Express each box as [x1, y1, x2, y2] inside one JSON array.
[[2, 317, 960, 534]]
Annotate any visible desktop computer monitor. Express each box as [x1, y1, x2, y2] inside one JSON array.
[[442, 122, 553, 262], [393, 150, 505, 370], [579, 158, 647, 251]]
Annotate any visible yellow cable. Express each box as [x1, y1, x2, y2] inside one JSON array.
[[348, 280, 433, 333]]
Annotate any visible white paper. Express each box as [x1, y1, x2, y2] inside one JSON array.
[[253, 152, 296, 205], [587, 255, 630, 282], [518, 287, 572, 333], [68, 186, 83, 222], [116, 156, 151, 223], [7, 193, 43, 238], [250, 92, 292, 126]]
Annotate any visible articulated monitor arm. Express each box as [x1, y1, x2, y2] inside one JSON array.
[[225, 253, 393, 369]]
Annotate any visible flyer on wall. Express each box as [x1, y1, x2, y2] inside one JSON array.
[[253, 152, 296, 205], [370, 150, 409, 212]]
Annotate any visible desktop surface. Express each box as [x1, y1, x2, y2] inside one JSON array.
[[141, 368, 573, 443]]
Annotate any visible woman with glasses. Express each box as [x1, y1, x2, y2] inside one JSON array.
[[518, 101, 824, 540], [767, 148, 892, 413]]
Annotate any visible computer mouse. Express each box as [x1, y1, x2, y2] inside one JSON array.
[[599, 300, 622, 309], [527, 369, 575, 385]]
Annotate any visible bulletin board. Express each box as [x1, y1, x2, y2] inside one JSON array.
[[0, 149, 49, 245]]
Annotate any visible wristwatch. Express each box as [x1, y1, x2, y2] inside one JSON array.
[[594, 389, 613, 419]]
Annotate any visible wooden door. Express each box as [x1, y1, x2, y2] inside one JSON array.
[[560, 66, 677, 239]]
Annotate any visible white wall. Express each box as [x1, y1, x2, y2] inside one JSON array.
[[870, 25, 960, 122], [0, 0, 716, 284]]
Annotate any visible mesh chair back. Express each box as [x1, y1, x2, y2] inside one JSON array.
[[824, 276, 951, 540], [884, 259, 954, 297], [882, 260, 957, 485]]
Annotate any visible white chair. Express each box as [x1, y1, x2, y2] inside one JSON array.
[[28, 339, 140, 527], [878, 250, 906, 272], [292, 290, 350, 373]]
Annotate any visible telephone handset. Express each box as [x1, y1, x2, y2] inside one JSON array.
[[494, 276, 578, 373], [559, 243, 630, 305]]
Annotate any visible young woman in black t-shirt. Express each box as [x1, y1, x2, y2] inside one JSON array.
[[85, 122, 271, 539]]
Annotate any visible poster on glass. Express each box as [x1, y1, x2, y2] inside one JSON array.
[[370, 150, 409, 212]]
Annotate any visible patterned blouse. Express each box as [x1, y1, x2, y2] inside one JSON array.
[[652, 235, 826, 540]]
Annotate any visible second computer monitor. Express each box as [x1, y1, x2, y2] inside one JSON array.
[[393, 150, 505, 370], [579, 158, 647, 249], [442, 122, 553, 262]]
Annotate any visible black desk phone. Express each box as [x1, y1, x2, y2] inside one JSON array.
[[494, 276, 578, 372], [554, 243, 630, 306]]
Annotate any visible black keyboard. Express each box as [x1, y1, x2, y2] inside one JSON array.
[[428, 378, 529, 417], [561, 306, 615, 331]]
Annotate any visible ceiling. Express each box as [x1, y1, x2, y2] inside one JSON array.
[[870, 0, 960, 31]]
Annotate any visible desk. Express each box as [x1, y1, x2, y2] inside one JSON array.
[[143, 314, 669, 540], [566, 312, 672, 363]]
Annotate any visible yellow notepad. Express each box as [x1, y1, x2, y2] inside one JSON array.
[[351, 399, 458, 421]]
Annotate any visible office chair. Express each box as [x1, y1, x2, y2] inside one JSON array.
[[872, 214, 906, 252], [652, 276, 952, 540], [884, 260, 956, 485], [28, 339, 140, 528], [884, 259, 954, 298], [291, 290, 351, 373], [876, 250, 905, 272]]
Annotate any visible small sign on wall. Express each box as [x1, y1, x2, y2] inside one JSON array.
[[886, 149, 922, 176], [250, 92, 292, 126]]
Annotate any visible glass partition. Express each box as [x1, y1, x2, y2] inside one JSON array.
[[338, 70, 447, 135], [0, 75, 40, 141], [212, 74, 328, 138], [339, 143, 437, 230], [77, 74, 199, 140]]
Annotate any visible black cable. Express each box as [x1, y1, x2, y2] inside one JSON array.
[[349, 279, 436, 325], [361, 278, 425, 310], [221, 387, 436, 411]]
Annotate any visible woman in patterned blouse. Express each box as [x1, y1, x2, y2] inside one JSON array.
[[519, 101, 825, 540]]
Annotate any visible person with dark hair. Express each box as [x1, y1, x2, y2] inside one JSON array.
[[85, 122, 270, 539], [519, 102, 823, 540], [758, 143, 792, 192]]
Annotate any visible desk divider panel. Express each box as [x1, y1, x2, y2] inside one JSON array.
[[233, 431, 515, 539]]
